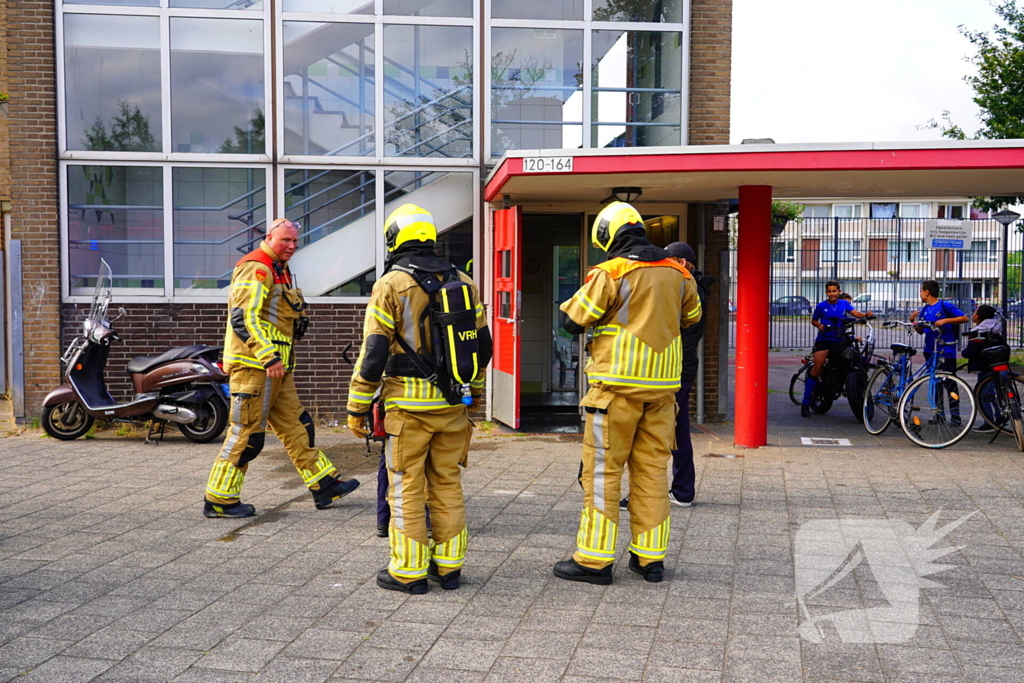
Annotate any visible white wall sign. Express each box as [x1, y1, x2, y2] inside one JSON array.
[[522, 157, 573, 173], [924, 219, 973, 250]]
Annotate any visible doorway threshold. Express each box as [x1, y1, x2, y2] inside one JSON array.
[[500, 413, 582, 434]]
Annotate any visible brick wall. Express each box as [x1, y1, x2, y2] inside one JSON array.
[[60, 302, 365, 423], [689, 0, 732, 146], [688, 0, 732, 420], [0, 0, 11, 206], [9, 0, 61, 414]]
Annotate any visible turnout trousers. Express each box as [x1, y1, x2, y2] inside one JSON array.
[[574, 385, 675, 570], [383, 406, 472, 583], [205, 366, 338, 505], [670, 379, 696, 503]]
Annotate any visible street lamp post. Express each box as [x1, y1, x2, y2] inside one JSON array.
[[993, 208, 1021, 320]]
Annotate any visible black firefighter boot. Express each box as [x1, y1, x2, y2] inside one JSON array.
[[553, 558, 613, 585], [311, 476, 361, 510], [203, 500, 256, 518], [376, 569, 427, 594], [628, 551, 664, 583], [427, 561, 460, 590]]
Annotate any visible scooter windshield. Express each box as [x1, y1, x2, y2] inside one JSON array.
[[87, 259, 113, 324]]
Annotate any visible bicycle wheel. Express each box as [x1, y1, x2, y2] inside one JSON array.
[[898, 373, 977, 449], [974, 373, 1024, 434], [1009, 393, 1024, 452], [975, 374, 1012, 434], [863, 364, 898, 435], [789, 363, 810, 405], [845, 369, 866, 423]]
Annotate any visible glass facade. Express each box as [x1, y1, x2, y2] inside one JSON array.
[[64, 15, 162, 152], [592, 30, 683, 148], [58, 0, 690, 300], [383, 25, 474, 158], [67, 165, 163, 293], [283, 21, 375, 157], [490, 28, 583, 156], [173, 167, 267, 294]]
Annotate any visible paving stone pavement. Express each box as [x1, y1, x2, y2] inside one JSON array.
[[2, 364, 1024, 682]]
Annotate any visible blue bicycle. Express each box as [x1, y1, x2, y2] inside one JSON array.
[[863, 321, 977, 448]]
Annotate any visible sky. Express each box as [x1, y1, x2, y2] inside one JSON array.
[[730, 0, 995, 145]]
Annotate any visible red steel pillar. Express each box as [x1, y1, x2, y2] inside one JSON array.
[[734, 185, 772, 448]]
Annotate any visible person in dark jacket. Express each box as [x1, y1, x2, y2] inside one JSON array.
[[619, 241, 713, 510]]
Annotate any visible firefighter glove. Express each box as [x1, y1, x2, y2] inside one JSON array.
[[347, 414, 370, 439]]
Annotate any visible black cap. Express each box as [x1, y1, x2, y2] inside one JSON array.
[[665, 242, 696, 263]]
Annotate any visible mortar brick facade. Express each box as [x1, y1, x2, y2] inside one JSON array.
[[687, 0, 732, 420], [8, 0, 61, 415], [61, 302, 365, 422], [27, 0, 732, 428], [689, 0, 732, 146]]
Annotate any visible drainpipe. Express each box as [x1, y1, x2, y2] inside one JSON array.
[[0, 201, 7, 397], [696, 204, 706, 425]]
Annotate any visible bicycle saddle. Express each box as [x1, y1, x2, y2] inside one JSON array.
[[890, 343, 916, 356]]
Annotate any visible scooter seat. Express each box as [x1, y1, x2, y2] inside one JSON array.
[[127, 345, 212, 374]]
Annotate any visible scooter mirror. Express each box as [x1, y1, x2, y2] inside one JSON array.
[[111, 307, 127, 322]]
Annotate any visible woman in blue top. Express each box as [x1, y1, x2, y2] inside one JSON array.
[[801, 281, 873, 417], [908, 279, 968, 372]]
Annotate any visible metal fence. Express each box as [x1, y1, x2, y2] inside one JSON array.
[[726, 216, 1024, 351]]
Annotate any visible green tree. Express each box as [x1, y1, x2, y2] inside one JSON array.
[[924, 1, 1024, 211], [219, 108, 265, 154], [83, 101, 157, 152]]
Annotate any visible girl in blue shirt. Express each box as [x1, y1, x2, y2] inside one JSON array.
[[801, 281, 873, 417]]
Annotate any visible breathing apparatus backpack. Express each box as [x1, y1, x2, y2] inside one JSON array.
[[389, 266, 480, 406]]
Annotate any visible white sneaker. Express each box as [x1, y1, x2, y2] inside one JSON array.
[[669, 492, 694, 507]]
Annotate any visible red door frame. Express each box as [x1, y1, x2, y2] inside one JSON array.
[[491, 206, 522, 428]]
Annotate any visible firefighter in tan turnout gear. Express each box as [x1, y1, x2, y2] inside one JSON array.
[[553, 202, 702, 584], [203, 219, 360, 518], [346, 204, 491, 594]]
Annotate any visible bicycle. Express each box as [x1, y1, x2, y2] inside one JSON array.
[[862, 321, 918, 435], [896, 321, 977, 449], [970, 329, 1024, 451], [788, 317, 876, 421]]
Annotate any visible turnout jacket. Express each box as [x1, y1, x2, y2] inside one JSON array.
[[347, 268, 488, 414], [223, 242, 307, 373], [561, 257, 702, 401]]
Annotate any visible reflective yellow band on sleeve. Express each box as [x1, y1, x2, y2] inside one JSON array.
[[225, 354, 264, 369], [574, 292, 605, 319], [372, 306, 396, 329]]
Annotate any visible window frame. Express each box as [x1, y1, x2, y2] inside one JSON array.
[[57, 2, 274, 163], [484, 0, 690, 158], [277, 3, 481, 167], [61, 160, 276, 303], [831, 203, 862, 219]]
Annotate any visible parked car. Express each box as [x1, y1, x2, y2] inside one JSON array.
[[769, 295, 812, 316]]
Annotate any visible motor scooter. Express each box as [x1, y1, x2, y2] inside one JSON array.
[[42, 260, 230, 443]]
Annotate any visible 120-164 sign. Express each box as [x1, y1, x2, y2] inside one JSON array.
[[522, 157, 573, 173]]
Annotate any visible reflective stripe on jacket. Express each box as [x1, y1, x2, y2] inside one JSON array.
[[560, 257, 701, 400]]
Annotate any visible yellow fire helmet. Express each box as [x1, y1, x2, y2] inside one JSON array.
[[592, 201, 644, 252], [384, 203, 437, 252]]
